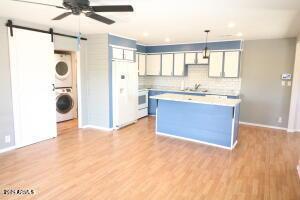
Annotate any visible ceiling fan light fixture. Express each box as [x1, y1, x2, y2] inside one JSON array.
[[203, 30, 210, 59], [12, 0, 133, 25]]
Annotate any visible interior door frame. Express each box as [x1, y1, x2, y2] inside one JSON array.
[[75, 51, 83, 128]]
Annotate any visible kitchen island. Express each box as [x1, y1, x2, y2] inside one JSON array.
[[151, 93, 241, 150]]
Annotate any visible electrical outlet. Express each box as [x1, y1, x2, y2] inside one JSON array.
[[287, 81, 292, 87], [277, 117, 282, 124], [5, 135, 10, 143], [281, 81, 286, 86]]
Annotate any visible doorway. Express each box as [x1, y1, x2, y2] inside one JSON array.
[[54, 50, 78, 135]]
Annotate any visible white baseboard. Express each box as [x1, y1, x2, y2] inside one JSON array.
[[287, 128, 300, 133], [239, 121, 287, 131], [232, 141, 238, 149], [156, 131, 236, 150], [113, 120, 137, 130], [81, 125, 113, 132], [0, 145, 16, 154]]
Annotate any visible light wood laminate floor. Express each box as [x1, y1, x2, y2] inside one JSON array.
[[0, 117, 299, 200]]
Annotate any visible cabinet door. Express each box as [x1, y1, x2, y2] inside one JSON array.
[[124, 49, 134, 61], [161, 54, 174, 76], [208, 52, 224, 77], [146, 54, 161, 76], [185, 52, 196, 64], [174, 53, 185, 76], [138, 54, 146, 76], [224, 51, 240, 78], [112, 48, 124, 59], [197, 52, 209, 65]]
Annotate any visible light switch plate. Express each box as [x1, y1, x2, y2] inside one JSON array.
[[281, 81, 286, 86], [287, 81, 292, 86], [281, 73, 292, 80]]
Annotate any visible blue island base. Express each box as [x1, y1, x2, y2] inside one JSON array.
[[156, 100, 240, 150]]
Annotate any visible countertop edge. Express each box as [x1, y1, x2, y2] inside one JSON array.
[[150, 96, 241, 107], [139, 88, 240, 97]]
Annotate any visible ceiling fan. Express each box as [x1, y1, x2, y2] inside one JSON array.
[[11, 0, 134, 25]]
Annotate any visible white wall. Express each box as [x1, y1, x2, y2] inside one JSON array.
[[288, 37, 300, 132], [81, 34, 110, 128]]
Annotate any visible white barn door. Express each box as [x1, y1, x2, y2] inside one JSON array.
[[8, 28, 57, 148]]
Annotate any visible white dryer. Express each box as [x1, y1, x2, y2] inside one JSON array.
[[55, 54, 72, 88], [56, 88, 76, 122]]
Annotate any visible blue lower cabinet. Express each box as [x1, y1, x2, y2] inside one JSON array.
[[148, 99, 157, 115], [227, 95, 239, 99], [156, 99, 239, 149], [148, 91, 164, 115]]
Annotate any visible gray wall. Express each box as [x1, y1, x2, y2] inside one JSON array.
[[54, 35, 79, 52], [240, 38, 296, 128], [82, 34, 110, 128], [0, 18, 15, 149], [0, 18, 87, 150]]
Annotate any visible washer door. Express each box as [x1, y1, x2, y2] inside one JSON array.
[[56, 94, 74, 114], [55, 61, 70, 80]]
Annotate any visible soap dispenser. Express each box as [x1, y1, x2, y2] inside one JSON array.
[[180, 81, 185, 91]]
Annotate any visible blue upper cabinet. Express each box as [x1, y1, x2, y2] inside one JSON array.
[[208, 52, 224, 77], [161, 54, 174, 76], [136, 40, 242, 78], [173, 53, 186, 76], [146, 54, 161, 76], [112, 47, 135, 62], [109, 34, 137, 62], [208, 51, 240, 78], [223, 51, 240, 78]]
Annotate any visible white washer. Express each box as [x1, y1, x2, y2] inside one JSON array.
[[55, 54, 72, 88], [56, 88, 75, 122]]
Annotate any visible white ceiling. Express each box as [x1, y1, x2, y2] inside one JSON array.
[[0, 0, 300, 44]]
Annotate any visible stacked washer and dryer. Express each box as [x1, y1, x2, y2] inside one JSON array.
[[54, 53, 77, 123]]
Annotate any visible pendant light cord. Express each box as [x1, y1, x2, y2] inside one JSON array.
[[203, 30, 210, 59], [205, 30, 210, 49], [77, 15, 81, 50]]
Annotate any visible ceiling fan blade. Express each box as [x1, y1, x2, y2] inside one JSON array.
[[11, 0, 65, 9], [91, 5, 134, 12], [85, 12, 115, 25], [52, 12, 72, 20]]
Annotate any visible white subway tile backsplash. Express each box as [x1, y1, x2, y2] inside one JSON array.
[[139, 66, 241, 92]]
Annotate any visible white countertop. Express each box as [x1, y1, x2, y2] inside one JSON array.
[[150, 93, 241, 107], [139, 86, 240, 97]]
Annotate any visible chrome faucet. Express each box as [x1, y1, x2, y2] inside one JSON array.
[[194, 83, 201, 90]]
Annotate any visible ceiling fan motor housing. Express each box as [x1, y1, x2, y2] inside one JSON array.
[[63, 0, 90, 15]]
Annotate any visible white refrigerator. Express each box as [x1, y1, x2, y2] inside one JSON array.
[[112, 60, 138, 128]]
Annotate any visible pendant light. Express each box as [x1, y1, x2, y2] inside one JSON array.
[[203, 30, 210, 59]]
